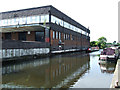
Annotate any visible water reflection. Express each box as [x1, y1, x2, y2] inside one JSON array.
[[72, 51, 115, 88], [2, 53, 90, 88], [98, 62, 116, 74], [2, 58, 50, 75]]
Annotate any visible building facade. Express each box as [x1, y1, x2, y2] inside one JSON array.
[[0, 5, 90, 53]]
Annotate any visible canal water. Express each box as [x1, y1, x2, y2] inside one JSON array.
[[2, 50, 116, 88]]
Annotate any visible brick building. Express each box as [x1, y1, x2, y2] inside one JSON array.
[[0, 5, 90, 51]]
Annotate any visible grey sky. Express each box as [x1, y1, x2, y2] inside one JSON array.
[[0, 0, 119, 43]]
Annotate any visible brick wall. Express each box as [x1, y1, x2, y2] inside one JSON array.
[[50, 29, 86, 50], [11, 32, 18, 40], [26, 31, 35, 41]]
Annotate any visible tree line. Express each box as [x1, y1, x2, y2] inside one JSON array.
[[90, 37, 120, 49], [90, 37, 107, 49]]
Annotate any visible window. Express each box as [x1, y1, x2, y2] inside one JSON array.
[[0, 14, 87, 36], [69, 24, 72, 30], [55, 18, 59, 25], [82, 31, 86, 35], [14, 18, 19, 25], [41, 15, 45, 23], [59, 32, 61, 39], [64, 34, 66, 40], [18, 32, 26, 41], [71, 35, 75, 40], [75, 27, 78, 32], [51, 15, 86, 35], [1, 20, 4, 26], [7, 19, 11, 26], [56, 31, 58, 39], [44, 15, 49, 22], [60, 20, 63, 26], [51, 15, 56, 23], [53, 31, 55, 39], [41, 14, 49, 23], [66, 34, 68, 40], [11, 19, 16, 25], [4, 20, 8, 26], [85, 32, 87, 36], [72, 26, 75, 31], [71, 25, 74, 31], [19, 17, 27, 25], [71, 35, 73, 40], [5, 33, 11, 39], [27, 16, 31, 24], [2, 20, 8, 26], [64, 22, 69, 29], [35, 32, 45, 42], [78, 28, 82, 33], [68, 34, 70, 40], [87, 33, 89, 36], [27, 16, 40, 24], [57, 18, 61, 25], [51, 15, 63, 26], [34, 16, 40, 23]]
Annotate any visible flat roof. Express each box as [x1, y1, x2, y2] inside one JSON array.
[[1, 5, 52, 14], [1, 5, 90, 33]]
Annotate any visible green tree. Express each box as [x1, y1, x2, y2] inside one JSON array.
[[90, 41, 98, 47], [117, 43, 120, 46], [113, 41, 116, 45], [98, 37, 107, 49]]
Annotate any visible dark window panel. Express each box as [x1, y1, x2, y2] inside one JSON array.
[[18, 32, 26, 41], [5, 33, 11, 40], [35, 32, 45, 42]]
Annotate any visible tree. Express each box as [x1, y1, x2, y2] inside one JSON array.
[[117, 43, 120, 46], [98, 37, 107, 49], [113, 41, 116, 45], [98, 37, 107, 43], [90, 41, 98, 47]]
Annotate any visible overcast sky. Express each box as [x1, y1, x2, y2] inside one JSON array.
[[0, 0, 119, 43]]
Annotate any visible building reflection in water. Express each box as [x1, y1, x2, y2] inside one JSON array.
[[98, 62, 116, 74], [2, 53, 90, 88]]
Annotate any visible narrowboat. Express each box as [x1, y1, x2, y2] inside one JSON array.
[[99, 47, 119, 62], [87, 46, 99, 52]]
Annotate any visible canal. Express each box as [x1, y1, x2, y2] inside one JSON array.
[[2, 50, 116, 88]]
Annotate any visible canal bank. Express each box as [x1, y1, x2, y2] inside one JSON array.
[[1, 40, 88, 62], [1, 49, 86, 62], [110, 59, 120, 88], [2, 49, 96, 62]]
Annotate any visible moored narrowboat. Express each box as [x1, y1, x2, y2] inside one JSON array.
[[99, 47, 119, 62]]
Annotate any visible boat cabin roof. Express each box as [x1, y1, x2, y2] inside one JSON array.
[[101, 48, 115, 55]]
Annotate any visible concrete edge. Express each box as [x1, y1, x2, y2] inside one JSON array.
[[110, 59, 120, 88]]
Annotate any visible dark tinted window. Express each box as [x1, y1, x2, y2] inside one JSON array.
[[18, 32, 26, 41], [35, 32, 45, 42], [5, 33, 11, 39]]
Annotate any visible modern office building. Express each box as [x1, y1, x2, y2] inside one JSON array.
[[0, 5, 90, 54]]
